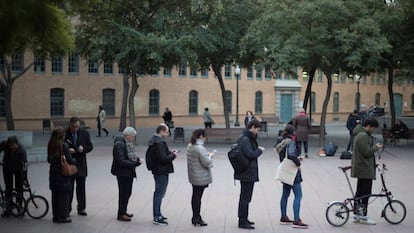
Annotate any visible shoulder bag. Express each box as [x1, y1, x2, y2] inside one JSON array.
[[61, 155, 78, 176], [274, 143, 298, 185]]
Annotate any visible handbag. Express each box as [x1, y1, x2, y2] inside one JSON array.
[[274, 145, 298, 185], [61, 155, 78, 176]]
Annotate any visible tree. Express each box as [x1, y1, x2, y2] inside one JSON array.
[[75, 0, 193, 130], [0, 0, 74, 130], [190, 0, 262, 128], [241, 0, 389, 146]]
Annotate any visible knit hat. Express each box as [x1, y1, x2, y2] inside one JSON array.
[[284, 124, 296, 135]]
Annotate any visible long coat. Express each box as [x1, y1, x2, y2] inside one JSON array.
[[292, 114, 311, 141], [234, 129, 262, 182], [48, 143, 77, 191], [64, 128, 93, 177], [351, 125, 378, 179], [187, 143, 213, 186]]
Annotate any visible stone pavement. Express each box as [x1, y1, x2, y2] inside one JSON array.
[[1, 123, 413, 233]]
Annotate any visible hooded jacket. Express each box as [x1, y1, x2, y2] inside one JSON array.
[[234, 129, 262, 182], [351, 125, 378, 179], [111, 136, 140, 177], [147, 134, 175, 175]]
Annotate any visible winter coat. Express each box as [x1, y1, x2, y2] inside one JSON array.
[[285, 137, 303, 184], [187, 143, 213, 186], [147, 134, 176, 175], [111, 136, 141, 178], [351, 125, 378, 179], [0, 141, 27, 173], [203, 111, 213, 123], [292, 113, 311, 141], [98, 110, 106, 128], [48, 143, 76, 191], [64, 128, 93, 177], [234, 129, 262, 182], [346, 113, 358, 132]]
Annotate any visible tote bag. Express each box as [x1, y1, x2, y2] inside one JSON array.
[[274, 148, 298, 185], [61, 156, 78, 176]]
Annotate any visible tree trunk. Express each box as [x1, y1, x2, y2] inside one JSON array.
[[302, 67, 316, 115], [5, 80, 15, 130], [387, 67, 395, 127], [319, 71, 333, 147], [128, 72, 139, 129], [119, 71, 129, 132], [212, 63, 230, 129]]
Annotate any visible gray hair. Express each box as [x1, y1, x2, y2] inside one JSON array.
[[123, 126, 136, 136]]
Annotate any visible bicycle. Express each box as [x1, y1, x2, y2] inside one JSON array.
[[325, 163, 406, 227]]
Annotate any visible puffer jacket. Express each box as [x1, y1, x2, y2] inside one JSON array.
[[147, 134, 175, 175], [351, 125, 378, 179], [234, 129, 262, 182], [187, 143, 213, 186]]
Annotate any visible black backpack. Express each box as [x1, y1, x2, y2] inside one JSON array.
[[145, 145, 155, 171], [228, 137, 249, 174], [340, 151, 352, 160]]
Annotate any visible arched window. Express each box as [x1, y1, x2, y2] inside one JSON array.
[[103, 89, 115, 116], [0, 87, 5, 117], [189, 90, 198, 115], [311, 92, 316, 113], [375, 93, 381, 106], [149, 89, 160, 115], [225, 90, 232, 113], [255, 91, 263, 114], [50, 88, 64, 117], [333, 92, 339, 113]]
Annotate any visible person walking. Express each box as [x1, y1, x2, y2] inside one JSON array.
[[244, 111, 256, 128], [0, 136, 27, 217], [186, 129, 213, 227], [65, 117, 93, 216], [351, 117, 382, 225], [292, 108, 311, 158], [146, 124, 178, 226], [202, 108, 214, 128], [97, 105, 109, 137], [346, 110, 359, 151], [47, 127, 76, 223], [278, 124, 309, 229], [162, 107, 173, 136], [111, 127, 143, 221], [235, 119, 264, 229]]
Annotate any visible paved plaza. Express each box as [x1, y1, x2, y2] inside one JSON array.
[[1, 123, 413, 233]]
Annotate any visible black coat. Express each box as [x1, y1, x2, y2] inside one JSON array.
[[234, 129, 262, 182], [0, 141, 27, 173], [48, 143, 77, 191], [65, 128, 93, 177], [111, 136, 141, 177], [147, 135, 175, 175]]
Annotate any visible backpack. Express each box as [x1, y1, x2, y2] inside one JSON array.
[[145, 145, 155, 171], [324, 142, 338, 156], [340, 150, 352, 160], [228, 137, 249, 174]]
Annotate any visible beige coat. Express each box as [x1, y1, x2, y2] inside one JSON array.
[[99, 110, 106, 128]]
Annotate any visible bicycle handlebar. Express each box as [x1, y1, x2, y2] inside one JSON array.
[[338, 166, 352, 172]]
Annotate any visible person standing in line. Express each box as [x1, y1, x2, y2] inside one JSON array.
[[162, 107, 173, 136], [111, 127, 143, 221], [351, 117, 382, 225], [97, 105, 109, 137], [235, 119, 264, 229], [203, 108, 214, 128], [186, 129, 214, 227], [292, 108, 311, 158], [244, 111, 256, 128], [146, 124, 178, 226], [357, 104, 369, 125], [346, 110, 359, 151], [0, 136, 27, 217], [65, 117, 93, 216], [48, 127, 76, 223], [278, 124, 309, 229]]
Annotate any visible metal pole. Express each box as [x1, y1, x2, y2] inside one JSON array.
[[356, 81, 360, 112], [234, 73, 240, 126]]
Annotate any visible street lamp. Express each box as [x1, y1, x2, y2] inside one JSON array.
[[234, 65, 241, 127], [355, 74, 361, 112]]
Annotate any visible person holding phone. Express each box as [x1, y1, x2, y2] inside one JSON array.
[[186, 129, 214, 227]]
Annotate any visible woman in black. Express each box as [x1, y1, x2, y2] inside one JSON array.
[[48, 127, 76, 223]]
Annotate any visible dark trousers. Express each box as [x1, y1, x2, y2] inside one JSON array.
[[3, 169, 24, 205], [355, 178, 373, 216], [347, 130, 354, 151], [238, 181, 254, 223], [191, 185, 207, 219], [204, 122, 212, 128], [69, 176, 86, 212], [295, 141, 308, 155], [51, 189, 71, 219], [117, 176, 133, 217], [97, 121, 108, 136]]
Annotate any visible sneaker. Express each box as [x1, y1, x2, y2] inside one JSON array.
[[280, 217, 294, 225], [153, 218, 168, 226], [359, 218, 376, 225], [292, 219, 308, 229]]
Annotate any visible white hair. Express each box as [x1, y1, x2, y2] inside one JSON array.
[[123, 126, 136, 136]]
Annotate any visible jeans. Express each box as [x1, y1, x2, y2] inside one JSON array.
[[191, 185, 207, 219], [296, 141, 308, 155], [355, 179, 372, 216], [153, 175, 169, 219], [280, 182, 302, 222], [238, 181, 255, 223]]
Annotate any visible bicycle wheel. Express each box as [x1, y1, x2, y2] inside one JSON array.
[[25, 195, 49, 219], [383, 200, 406, 224], [9, 194, 25, 217], [326, 201, 350, 227]]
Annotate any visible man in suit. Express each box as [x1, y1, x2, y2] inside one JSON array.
[[65, 117, 93, 216]]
